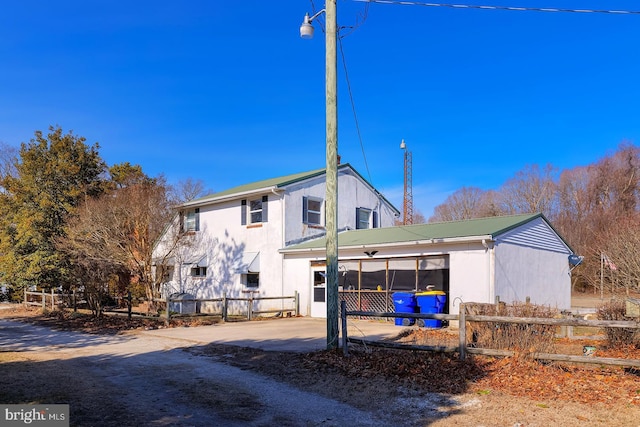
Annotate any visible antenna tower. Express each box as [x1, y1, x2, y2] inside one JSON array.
[[401, 139, 414, 225]]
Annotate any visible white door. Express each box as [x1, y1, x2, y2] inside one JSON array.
[[310, 269, 326, 318]]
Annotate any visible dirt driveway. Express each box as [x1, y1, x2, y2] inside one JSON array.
[[1, 312, 639, 426], [0, 318, 402, 426]]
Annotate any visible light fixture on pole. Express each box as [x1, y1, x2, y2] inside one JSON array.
[[300, 2, 339, 350], [299, 10, 326, 39]]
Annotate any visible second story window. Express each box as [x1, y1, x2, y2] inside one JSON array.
[[241, 196, 269, 226], [303, 196, 323, 226], [182, 208, 199, 232], [356, 207, 378, 230]]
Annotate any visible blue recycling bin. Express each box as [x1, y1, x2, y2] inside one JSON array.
[[392, 292, 417, 326], [415, 291, 447, 328]]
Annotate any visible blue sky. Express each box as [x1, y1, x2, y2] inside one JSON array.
[[1, 1, 638, 218]]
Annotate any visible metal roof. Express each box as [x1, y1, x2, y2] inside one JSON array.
[[281, 213, 568, 252], [182, 163, 399, 214]]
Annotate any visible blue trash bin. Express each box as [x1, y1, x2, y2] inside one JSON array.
[[392, 292, 417, 326], [415, 291, 447, 328]]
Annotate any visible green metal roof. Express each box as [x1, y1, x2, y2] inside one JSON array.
[[183, 163, 399, 214], [186, 167, 326, 203], [283, 213, 547, 251]]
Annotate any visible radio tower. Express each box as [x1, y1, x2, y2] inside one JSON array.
[[400, 139, 414, 225]]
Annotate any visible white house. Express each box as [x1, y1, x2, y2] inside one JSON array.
[[280, 213, 574, 318], [152, 163, 400, 314], [154, 162, 575, 318]]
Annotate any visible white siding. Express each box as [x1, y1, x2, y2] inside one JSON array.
[[494, 242, 571, 309], [499, 217, 570, 253]]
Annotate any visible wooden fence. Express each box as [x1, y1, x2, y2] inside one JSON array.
[[340, 301, 640, 369], [148, 291, 300, 324], [23, 289, 299, 324], [24, 289, 64, 310]]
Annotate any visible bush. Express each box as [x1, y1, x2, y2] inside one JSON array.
[[596, 300, 639, 347], [466, 301, 558, 358]]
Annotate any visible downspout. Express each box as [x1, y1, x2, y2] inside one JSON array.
[[482, 239, 496, 302], [275, 188, 285, 304]]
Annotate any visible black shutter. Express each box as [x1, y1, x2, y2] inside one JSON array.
[[355, 207, 361, 229], [195, 208, 200, 231], [302, 196, 308, 223], [179, 211, 184, 232], [262, 195, 268, 222], [372, 211, 378, 228], [241, 200, 247, 225]]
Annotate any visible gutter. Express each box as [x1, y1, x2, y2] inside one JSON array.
[[280, 234, 495, 254], [182, 187, 285, 208]]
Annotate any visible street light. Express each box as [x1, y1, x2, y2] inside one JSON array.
[[299, 10, 325, 39], [300, 2, 339, 350]]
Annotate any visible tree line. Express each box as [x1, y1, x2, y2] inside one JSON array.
[[429, 141, 640, 296], [0, 126, 206, 314]]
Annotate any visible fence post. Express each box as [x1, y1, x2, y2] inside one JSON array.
[[24, 288, 27, 308], [51, 288, 55, 310], [165, 294, 170, 326], [341, 300, 348, 357], [127, 291, 132, 320], [459, 303, 466, 361], [294, 291, 299, 317], [41, 289, 45, 310], [247, 295, 253, 321], [73, 289, 77, 312], [222, 293, 228, 322]]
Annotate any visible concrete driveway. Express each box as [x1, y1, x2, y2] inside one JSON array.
[[140, 317, 405, 352]]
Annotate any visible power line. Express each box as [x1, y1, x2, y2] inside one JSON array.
[[353, 0, 640, 15], [338, 36, 373, 185]]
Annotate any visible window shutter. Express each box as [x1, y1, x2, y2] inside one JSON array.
[[179, 211, 184, 232], [356, 207, 362, 229], [241, 200, 247, 225], [372, 211, 378, 228], [302, 196, 308, 223], [195, 208, 200, 231], [262, 195, 268, 222]]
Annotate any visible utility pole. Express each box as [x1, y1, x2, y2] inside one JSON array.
[[325, 0, 339, 350], [400, 139, 414, 225]]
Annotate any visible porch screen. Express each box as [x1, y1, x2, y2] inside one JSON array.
[[388, 258, 417, 291], [360, 260, 386, 290]]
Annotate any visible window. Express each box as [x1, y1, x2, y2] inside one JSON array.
[[241, 196, 268, 225], [303, 196, 323, 226], [246, 273, 259, 288], [182, 208, 199, 232], [356, 207, 378, 229], [190, 266, 207, 277]]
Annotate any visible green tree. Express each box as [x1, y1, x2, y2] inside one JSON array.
[[0, 126, 106, 293]]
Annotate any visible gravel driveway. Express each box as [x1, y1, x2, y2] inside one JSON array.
[[0, 319, 399, 426]]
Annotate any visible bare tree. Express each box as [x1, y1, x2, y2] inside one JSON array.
[[497, 164, 557, 217], [429, 186, 488, 222], [171, 178, 210, 203]]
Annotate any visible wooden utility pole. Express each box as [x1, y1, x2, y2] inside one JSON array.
[[325, 0, 339, 350]]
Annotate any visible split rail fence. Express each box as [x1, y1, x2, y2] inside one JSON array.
[[23, 289, 299, 324], [340, 301, 640, 369]]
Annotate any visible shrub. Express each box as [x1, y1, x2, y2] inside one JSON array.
[[466, 301, 558, 358], [596, 299, 639, 348]]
